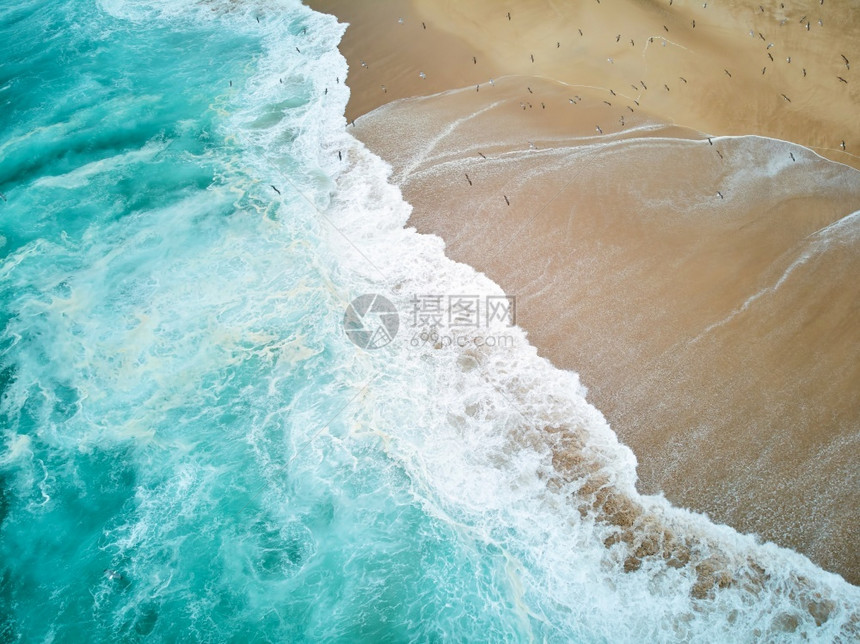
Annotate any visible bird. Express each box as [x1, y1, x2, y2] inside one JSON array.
[[841, 54, 849, 68], [716, 150, 723, 159], [530, 54, 534, 62], [802, 68, 806, 77], [527, 87, 533, 93], [104, 569, 123, 581], [762, 67, 767, 75], [841, 140, 846, 150], [610, 89, 616, 96], [419, 71, 426, 79], [838, 76, 848, 83], [692, 19, 696, 28], [296, 47, 301, 53], [504, 195, 510, 205], [768, 52, 774, 61], [465, 173, 472, 186], [271, 185, 281, 195], [724, 69, 732, 77], [478, 152, 487, 159], [616, 34, 621, 42], [717, 191, 724, 199], [596, 125, 603, 133], [781, 94, 791, 102], [640, 80, 648, 89], [664, 84, 670, 91], [473, 56, 477, 64], [338, 151, 342, 161], [708, 137, 713, 145], [790, 152, 795, 161], [579, 29, 583, 36], [507, 12, 511, 20], [603, 100, 612, 106]]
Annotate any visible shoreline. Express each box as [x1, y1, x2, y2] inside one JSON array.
[[308, 0, 860, 584]]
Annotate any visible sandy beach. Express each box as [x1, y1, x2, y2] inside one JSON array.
[[309, 0, 860, 584]]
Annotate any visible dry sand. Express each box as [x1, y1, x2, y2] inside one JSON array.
[[308, 0, 860, 584]]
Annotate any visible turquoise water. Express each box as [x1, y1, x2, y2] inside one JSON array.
[[1, 0, 858, 641], [0, 1, 523, 640]]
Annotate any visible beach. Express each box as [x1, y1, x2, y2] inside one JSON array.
[[4, 0, 860, 639], [309, 0, 860, 584]]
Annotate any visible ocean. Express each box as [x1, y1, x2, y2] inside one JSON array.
[[0, 0, 857, 641]]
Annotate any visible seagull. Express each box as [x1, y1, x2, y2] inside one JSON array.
[[465, 173, 472, 186], [789, 152, 795, 161], [271, 185, 281, 195], [504, 195, 510, 205], [419, 71, 426, 79], [781, 93, 791, 102], [717, 191, 724, 199]]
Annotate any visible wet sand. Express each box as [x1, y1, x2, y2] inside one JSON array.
[[309, 0, 860, 583]]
